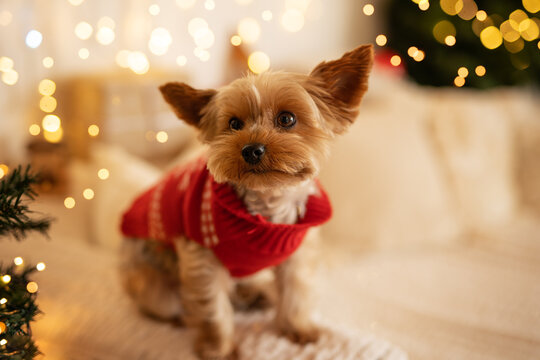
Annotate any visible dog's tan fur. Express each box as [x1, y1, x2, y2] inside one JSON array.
[[120, 45, 373, 359]]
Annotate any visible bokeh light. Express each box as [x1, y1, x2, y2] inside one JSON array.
[[42, 114, 61, 132], [64, 197, 76, 209], [75, 21, 93, 40], [230, 35, 242, 46], [38, 79, 56, 96], [480, 26, 503, 49], [248, 51, 270, 74], [281, 9, 305, 32], [376, 34, 387, 46], [149, 4, 160, 15], [98, 168, 110, 180], [29, 124, 41, 136], [83, 188, 95, 200], [390, 55, 402, 66], [238, 18, 261, 43], [42, 57, 54, 68], [1, 69, 18, 85], [39, 96, 57, 113], [475, 65, 486, 76], [78, 48, 90, 59], [26, 30, 43, 48], [44, 127, 63, 143], [88, 124, 100, 136], [156, 131, 169, 143], [363, 4, 375, 16], [96, 27, 115, 45]]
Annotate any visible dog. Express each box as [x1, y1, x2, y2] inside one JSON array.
[[119, 45, 374, 359]]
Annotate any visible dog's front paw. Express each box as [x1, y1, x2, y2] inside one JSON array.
[[277, 323, 320, 345]]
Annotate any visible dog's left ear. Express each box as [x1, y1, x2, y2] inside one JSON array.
[[307, 45, 374, 134], [159, 82, 217, 128]]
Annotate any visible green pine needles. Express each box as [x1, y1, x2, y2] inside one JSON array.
[[1, 165, 52, 359], [0, 265, 41, 360], [0, 166, 51, 240]]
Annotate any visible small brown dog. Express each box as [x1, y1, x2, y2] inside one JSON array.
[[120, 45, 373, 359]]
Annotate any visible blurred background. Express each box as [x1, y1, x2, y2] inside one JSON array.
[[1, 0, 540, 359]]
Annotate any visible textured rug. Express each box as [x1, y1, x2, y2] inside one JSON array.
[[2, 234, 407, 360]]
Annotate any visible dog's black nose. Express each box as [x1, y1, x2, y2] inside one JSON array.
[[242, 143, 266, 165]]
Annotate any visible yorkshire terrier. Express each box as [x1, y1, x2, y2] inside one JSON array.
[[120, 45, 374, 359]]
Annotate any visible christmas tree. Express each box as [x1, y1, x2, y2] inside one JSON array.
[[386, 0, 540, 88], [0, 166, 51, 360]]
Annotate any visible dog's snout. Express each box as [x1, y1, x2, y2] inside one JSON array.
[[242, 143, 266, 165]]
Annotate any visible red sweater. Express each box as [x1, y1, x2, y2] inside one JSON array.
[[121, 157, 332, 277]]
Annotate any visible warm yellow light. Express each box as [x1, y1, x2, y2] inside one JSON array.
[[363, 4, 375, 16], [262, 10, 273, 21], [88, 124, 100, 137], [0, 322, 5, 333], [176, 55, 187, 66], [14, 257, 23, 266], [2, 69, 18, 85], [476, 10, 487, 21], [414, 50, 425, 62], [39, 96, 57, 113], [418, 0, 429, 11], [433, 20, 456, 43], [38, 79, 56, 96], [96, 27, 115, 45], [457, 0, 477, 20], [156, 131, 169, 143], [27, 282, 38, 293], [457, 66, 469, 77], [500, 20, 521, 42], [480, 26, 503, 49], [0, 56, 14, 71], [127, 51, 149, 75], [230, 35, 242, 46], [98, 168, 110, 180], [519, 19, 540, 41], [68, 0, 84, 5], [115, 50, 130, 68], [36, 262, 46, 271], [0, 165, 8, 179], [97, 16, 115, 29], [454, 76, 466, 87], [149, 4, 160, 15], [475, 65, 486, 76], [445, 35, 456, 46], [149, 27, 173, 55], [238, 18, 261, 43], [376, 34, 387, 46], [42, 56, 54, 68], [64, 197, 76, 209], [0, 298, 6, 305], [42, 114, 61, 132], [204, 0, 216, 10], [44, 127, 63, 143], [248, 51, 271, 74], [538, 40, 540, 49], [440, 0, 463, 16], [523, 0, 540, 13], [29, 124, 41, 136], [408, 46, 419, 57], [79, 48, 90, 59], [390, 55, 402, 66], [83, 188, 95, 200], [2, 275, 11, 284], [193, 28, 215, 50], [0, 339, 6, 346], [74, 21, 93, 40], [505, 38, 525, 53], [188, 18, 209, 38], [281, 9, 305, 32]]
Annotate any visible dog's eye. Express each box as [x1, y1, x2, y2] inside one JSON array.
[[229, 117, 244, 131], [276, 111, 296, 129]]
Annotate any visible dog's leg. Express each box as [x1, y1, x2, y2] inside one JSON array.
[[119, 238, 182, 322], [175, 237, 236, 360], [274, 229, 320, 344]]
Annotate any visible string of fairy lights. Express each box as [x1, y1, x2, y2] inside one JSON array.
[[0, 258, 46, 337], [365, 0, 539, 87], [0, 0, 538, 197]]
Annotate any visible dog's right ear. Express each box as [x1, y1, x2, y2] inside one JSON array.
[[159, 82, 217, 128]]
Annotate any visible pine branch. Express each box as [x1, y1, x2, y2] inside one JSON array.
[[0, 264, 42, 360], [0, 166, 51, 241]]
